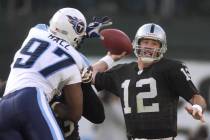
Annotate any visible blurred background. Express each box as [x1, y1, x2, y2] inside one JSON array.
[[0, 0, 210, 140]]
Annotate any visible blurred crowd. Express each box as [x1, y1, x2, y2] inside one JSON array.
[[0, 0, 210, 21]]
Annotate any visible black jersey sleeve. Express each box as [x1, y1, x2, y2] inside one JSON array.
[[81, 83, 105, 124], [95, 64, 122, 95], [168, 62, 198, 101]]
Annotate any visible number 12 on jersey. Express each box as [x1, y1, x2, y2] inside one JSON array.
[[121, 78, 159, 114]]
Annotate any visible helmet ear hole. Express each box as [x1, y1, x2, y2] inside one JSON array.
[[137, 39, 141, 45], [157, 40, 162, 48]]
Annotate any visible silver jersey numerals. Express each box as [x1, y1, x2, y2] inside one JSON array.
[[121, 78, 159, 114]]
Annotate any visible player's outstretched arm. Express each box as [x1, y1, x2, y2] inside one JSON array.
[[81, 51, 126, 84], [185, 94, 207, 123], [82, 83, 105, 124], [91, 51, 127, 84]]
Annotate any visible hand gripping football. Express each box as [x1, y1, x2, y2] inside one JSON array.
[[100, 28, 132, 55]]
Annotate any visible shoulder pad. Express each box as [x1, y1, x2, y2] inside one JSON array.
[[33, 24, 49, 31]]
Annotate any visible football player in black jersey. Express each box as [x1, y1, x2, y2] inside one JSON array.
[[86, 23, 207, 140]]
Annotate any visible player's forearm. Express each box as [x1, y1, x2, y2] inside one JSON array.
[[91, 55, 114, 84], [92, 61, 108, 84], [189, 94, 207, 112], [92, 55, 111, 73], [91, 53, 126, 84], [92, 52, 125, 72], [82, 83, 105, 123], [53, 102, 82, 123]]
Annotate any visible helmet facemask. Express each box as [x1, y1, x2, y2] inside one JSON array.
[[133, 38, 166, 63]]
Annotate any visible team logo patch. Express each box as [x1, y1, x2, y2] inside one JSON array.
[[67, 15, 85, 35]]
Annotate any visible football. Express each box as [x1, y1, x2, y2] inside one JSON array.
[[100, 28, 132, 55]]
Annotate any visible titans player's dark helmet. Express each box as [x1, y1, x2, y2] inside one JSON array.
[[133, 23, 167, 63]]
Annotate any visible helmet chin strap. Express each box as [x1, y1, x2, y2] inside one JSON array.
[[137, 57, 155, 69], [140, 57, 155, 64]]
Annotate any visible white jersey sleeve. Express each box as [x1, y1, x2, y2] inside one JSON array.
[[65, 65, 81, 85], [4, 24, 85, 101]]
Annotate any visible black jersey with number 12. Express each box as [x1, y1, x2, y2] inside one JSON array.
[[95, 58, 198, 139]]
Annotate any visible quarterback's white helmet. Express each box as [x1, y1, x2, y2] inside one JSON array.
[[49, 8, 87, 48], [133, 23, 167, 63]]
